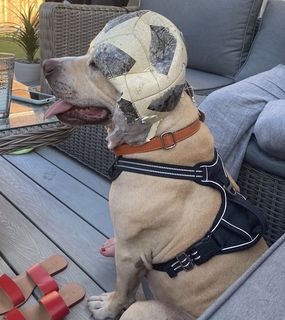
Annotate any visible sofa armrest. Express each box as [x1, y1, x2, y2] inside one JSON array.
[[198, 233, 285, 320], [39, 2, 136, 92]]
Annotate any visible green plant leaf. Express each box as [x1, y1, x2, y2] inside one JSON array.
[[1, 3, 39, 63]]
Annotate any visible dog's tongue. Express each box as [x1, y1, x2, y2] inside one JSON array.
[[45, 99, 109, 125], [45, 100, 73, 118]]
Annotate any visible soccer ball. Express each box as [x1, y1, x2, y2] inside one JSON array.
[[90, 10, 187, 139]]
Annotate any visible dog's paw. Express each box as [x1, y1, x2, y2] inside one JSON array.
[[88, 292, 119, 320]]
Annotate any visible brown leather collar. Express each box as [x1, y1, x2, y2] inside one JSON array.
[[114, 115, 203, 156]]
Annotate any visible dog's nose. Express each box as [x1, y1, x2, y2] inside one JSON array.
[[42, 59, 59, 78]]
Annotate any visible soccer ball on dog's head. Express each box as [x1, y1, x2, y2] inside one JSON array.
[[90, 10, 187, 141]]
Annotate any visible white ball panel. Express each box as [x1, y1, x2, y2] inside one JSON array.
[[132, 18, 152, 68], [125, 71, 160, 102], [109, 75, 132, 102], [152, 57, 186, 90], [134, 67, 185, 118], [98, 16, 139, 43]]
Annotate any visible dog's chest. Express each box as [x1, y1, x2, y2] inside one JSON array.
[[109, 173, 193, 211], [108, 172, 218, 239]]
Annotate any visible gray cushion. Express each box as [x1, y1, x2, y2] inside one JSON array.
[[198, 234, 285, 320], [140, 0, 263, 77], [236, 0, 285, 81], [254, 100, 285, 161], [244, 136, 285, 179], [186, 68, 234, 96]]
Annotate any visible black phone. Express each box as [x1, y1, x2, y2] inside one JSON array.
[[12, 89, 56, 105]]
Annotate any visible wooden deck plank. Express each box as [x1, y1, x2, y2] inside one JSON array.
[[0, 194, 103, 319], [0, 156, 115, 292], [36, 147, 110, 199], [0, 256, 14, 274], [4, 152, 114, 238]]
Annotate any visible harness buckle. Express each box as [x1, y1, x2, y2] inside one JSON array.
[[175, 252, 194, 271], [160, 132, 177, 150]]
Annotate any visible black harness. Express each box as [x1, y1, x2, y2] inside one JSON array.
[[110, 154, 266, 279]]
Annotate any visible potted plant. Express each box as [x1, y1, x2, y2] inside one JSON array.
[[1, 4, 40, 84]]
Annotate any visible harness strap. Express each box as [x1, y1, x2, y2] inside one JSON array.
[[109, 151, 267, 278], [110, 157, 207, 181], [153, 234, 221, 278], [152, 191, 266, 278]]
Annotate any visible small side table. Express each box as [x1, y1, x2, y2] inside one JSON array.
[[0, 82, 73, 154]]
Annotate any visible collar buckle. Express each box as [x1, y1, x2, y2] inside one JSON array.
[[160, 132, 177, 150]]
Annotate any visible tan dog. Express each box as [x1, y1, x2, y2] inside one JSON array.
[[44, 14, 268, 320]]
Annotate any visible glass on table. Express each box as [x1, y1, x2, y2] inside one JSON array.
[[0, 53, 15, 119]]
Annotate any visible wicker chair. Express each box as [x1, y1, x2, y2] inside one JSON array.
[[39, 2, 285, 247]]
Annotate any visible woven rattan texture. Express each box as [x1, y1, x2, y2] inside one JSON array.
[[56, 125, 115, 178], [0, 123, 74, 154], [39, 3, 134, 93], [238, 162, 285, 246]]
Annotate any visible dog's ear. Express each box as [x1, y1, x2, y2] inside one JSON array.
[[107, 106, 152, 149]]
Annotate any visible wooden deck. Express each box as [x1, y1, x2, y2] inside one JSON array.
[[0, 147, 115, 319]]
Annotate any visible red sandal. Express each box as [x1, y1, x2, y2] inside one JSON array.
[[0, 255, 68, 315], [2, 283, 85, 320]]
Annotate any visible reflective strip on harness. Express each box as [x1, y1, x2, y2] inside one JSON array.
[[109, 151, 267, 278]]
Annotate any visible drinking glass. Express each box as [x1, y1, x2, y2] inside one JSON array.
[[0, 53, 15, 119]]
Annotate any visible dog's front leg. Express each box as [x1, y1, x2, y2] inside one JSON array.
[[88, 251, 146, 320]]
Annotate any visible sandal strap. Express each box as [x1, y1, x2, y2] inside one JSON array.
[[0, 274, 25, 306], [27, 264, 58, 295], [40, 291, 69, 320], [4, 308, 26, 320]]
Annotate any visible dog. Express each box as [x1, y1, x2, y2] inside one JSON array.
[[44, 10, 268, 320]]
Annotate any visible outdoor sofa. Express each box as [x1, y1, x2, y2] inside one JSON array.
[[39, 0, 285, 247]]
